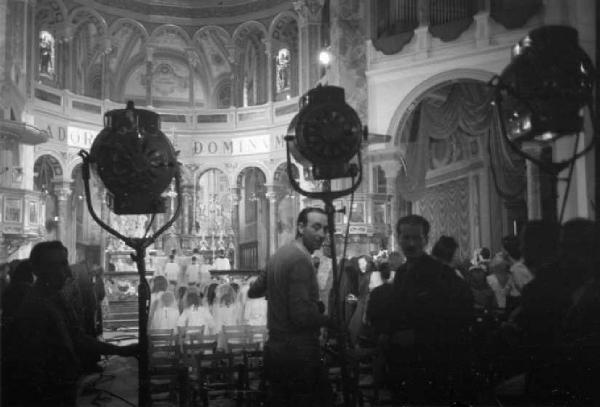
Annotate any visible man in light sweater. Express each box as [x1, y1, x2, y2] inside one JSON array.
[[248, 207, 333, 406]]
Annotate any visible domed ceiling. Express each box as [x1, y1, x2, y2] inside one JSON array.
[[36, 0, 300, 107], [71, 0, 291, 21]]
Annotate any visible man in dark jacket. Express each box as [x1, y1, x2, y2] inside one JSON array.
[[388, 215, 472, 403], [248, 207, 332, 406]]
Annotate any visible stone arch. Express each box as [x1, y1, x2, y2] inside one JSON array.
[[109, 18, 149, 42], [211, 73, 232, 108], [234, 162, 270, 186], [149, 24, 192, 48], [388, 68, 495, 148], [34, 152, 64, 184], [232, 20, 268, 50], [68, 6, 108, 37], [272, 161, 299, 185], [269, 11, 299, 44]]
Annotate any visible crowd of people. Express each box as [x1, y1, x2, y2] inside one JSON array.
[[0, 210, 598, 406], [147, 273, 267, 344]]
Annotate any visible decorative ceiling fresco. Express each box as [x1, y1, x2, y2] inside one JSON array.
[[35, 0, 300, 107]]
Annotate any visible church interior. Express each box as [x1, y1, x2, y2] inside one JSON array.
[[1, 0, 598, 406]]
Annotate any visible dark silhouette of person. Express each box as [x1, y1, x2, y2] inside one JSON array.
[[2, 241, 138, 407], [387, 215, 472, 403], [1, 259, 34, 327], [248, 207, 333, 406]]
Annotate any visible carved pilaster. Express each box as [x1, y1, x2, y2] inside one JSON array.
[[293, 0, 323, 93], [379, 161, 402, 250], [52, 180, 73, 256], [186, 49, 198, 107], [265, 185, 278, 255], [145, 46, 154, 106], [262, 38, 273, 102], [229, 187, 241, 265]]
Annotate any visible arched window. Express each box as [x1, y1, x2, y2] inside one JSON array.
[[39, 30, 55, 77], [276, 48, 291, 93]]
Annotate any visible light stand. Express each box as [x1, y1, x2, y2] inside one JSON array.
[[78, 101, 181, 406], [285, 85, 366, 406]]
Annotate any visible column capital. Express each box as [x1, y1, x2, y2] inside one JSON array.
[[145, 45, 155, 62], [293, 0, 323, 26], [226, 44, 237, 64], [378, 159, 405, 179], [52, 181, 72, 201], [185, 48, 200, 67], [265, 184, 279, 203], [261, 38, 272, 56]]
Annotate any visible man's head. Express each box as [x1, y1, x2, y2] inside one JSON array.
[[501, 235, 521, 262], [29, 241, 71, 291], [396, 215, 429, 260], [296, 207, 327, 254], [431, 235, 459, 266]]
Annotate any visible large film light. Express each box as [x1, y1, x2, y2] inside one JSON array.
[[89, 101, 178, 214], [492, 25, 596, 173], [287, 85, 363, 180], [79, 101, 182, 407]]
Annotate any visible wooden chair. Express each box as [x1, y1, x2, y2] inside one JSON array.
[[148, 329, 182, 405], [195, 352, 241, 407], [238, 349, 266, 406], [246, 325, 268, 349]]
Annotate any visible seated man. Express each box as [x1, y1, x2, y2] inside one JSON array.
[[2, 241, 138, 407]]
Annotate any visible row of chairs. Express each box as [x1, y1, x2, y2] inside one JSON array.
[[148, 325, 267, 406]]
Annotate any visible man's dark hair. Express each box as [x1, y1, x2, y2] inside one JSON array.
[[479, 247, 491, 261], [296, 207, 327, 237], [396, 214, 430, 238], [501, 235, 521, 260], [431, 235, 459, 264], [29, 241, 67, 276], [191, 256, 197, 262], [379, 262, 391, 281]]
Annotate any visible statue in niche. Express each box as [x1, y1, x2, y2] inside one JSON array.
[[276, 48, 291, 93], [39, 31, 54, 75]]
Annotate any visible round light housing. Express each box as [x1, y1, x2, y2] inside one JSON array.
[[89, 101, 178, 214], [495, 25, 594, 144]]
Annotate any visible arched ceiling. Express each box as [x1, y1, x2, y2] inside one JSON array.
[[70, 0, 292, 24]]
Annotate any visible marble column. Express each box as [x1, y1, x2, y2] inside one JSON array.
[[101, 37, 112, 100], [226, 44, 237, 107], [293, 0, 322, 93], [229, 187, 241, 268], [380, 161, 402, 251], [262, 38, 273, 102], [145, 46, 154, 106], [186, 49, 196, 107], [63, 25, 74, 91], [53, 180, 73, 257], [181, 185, 193, 235], [265, 185, 278, 255]]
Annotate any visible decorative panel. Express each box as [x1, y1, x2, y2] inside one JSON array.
[[417, 177, 470, 261]]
